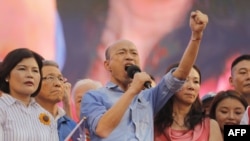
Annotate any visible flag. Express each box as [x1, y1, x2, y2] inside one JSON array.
[[64, 117, 87, 141]]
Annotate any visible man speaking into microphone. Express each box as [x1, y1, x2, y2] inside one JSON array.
[[81, 10, 208, 141]]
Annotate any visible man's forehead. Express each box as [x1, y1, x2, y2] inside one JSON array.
[[42, 66, 62, 75], [111, 44, 137, 52], [115, 47, 137, 52], [234, 60, 250, 70], [111, 40, 136, 48]]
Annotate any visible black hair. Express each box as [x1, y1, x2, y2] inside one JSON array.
[[154, 63, 204, 136], [209, 90, 248, 120], [165, 63, 201, 83], [231, 54, 250, 70], [0, 48, 44, 97]]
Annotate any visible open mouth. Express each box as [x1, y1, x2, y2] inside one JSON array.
[[124, 64, 133, 71], [125, 66, 130, 71]]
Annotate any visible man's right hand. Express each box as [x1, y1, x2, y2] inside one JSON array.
[[128, 72, 151, 95]]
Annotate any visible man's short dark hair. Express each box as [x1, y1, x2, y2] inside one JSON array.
[[105, 47, 110, 60], [231, 54, 250, 70]]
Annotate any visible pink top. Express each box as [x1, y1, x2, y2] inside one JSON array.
[[154, 118, 210, 141]]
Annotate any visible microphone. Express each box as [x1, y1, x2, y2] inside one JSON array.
[[125, 65, 152, 89]]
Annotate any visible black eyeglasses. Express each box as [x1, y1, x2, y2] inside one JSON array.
[[42, 75, 65, 83]]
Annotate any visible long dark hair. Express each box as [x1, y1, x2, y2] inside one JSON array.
[[154, 63, 205, 135], [0, 48, 44, 97], [209, 90, 248, 120]]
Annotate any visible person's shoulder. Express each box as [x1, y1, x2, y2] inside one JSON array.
[[209, 118, 216, 123], [0, 93, 13, 106], [0, 93, 9, 98], [209, 119, 223, 140], [85, 87, 108, 96], [62, 115, 76, 122], [209, 118, 220, 128], [0, 94, 12, 113], [60, 115, 77, 127]]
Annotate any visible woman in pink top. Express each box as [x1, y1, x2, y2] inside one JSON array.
[[154, 64, 222, 141]]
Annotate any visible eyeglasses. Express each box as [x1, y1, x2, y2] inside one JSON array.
[[42, 75, 65, 83]]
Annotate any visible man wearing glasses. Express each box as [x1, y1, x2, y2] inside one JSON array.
[[35, 60, 78, 141]]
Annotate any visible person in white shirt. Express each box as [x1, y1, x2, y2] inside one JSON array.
[[35, 60, 78, 141], [0, 48, 59, 141]]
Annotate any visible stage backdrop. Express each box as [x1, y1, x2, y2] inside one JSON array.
[[1, 0, 249, 98], [57, 0, 250, 97]]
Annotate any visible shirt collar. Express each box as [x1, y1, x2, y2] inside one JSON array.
[[1, 93, 37, 106], [57, 108, 72, 124], [55, 107, 66, 120], [106, 81, 124, 92], [106, 81, 118, 88]]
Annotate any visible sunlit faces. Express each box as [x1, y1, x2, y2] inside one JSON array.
[[230, 60, 250, 95], [215, 98, 245, 131], [175, 68, 200, 105], [8, 58, 41, 98], [37, 66, 64, 103]]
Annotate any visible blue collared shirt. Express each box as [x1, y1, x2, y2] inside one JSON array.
[[81, 70, 184, 141], [58, 115, 77, 141]]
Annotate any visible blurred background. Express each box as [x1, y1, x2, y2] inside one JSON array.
[[1, 0, 250, 97]]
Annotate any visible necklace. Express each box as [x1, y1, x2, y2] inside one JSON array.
[[173, 119, 186, 128]]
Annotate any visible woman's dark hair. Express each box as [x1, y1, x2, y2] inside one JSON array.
[[154, 63, 204, 135], [0, 48, 44, 97], [165, 63, 201, 83], [209, 90, 248, 119]]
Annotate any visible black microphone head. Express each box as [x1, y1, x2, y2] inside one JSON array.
[[125, 65, 141, 78]]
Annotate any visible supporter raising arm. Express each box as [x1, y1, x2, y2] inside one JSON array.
[[154, 64, 223, 141], [80, 10, 208, 141]]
